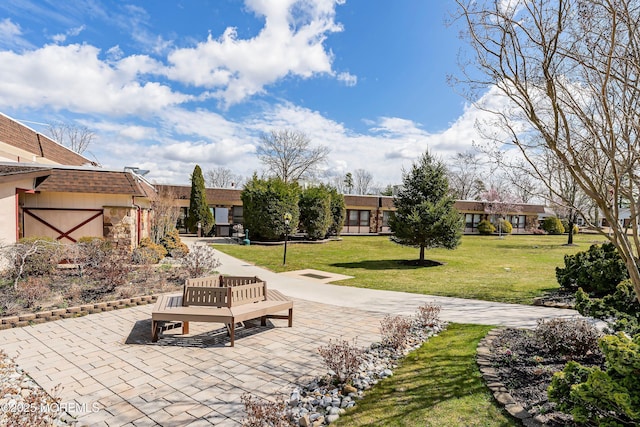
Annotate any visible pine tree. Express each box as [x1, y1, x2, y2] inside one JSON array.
[[389, 151, 463, 263], [186, 165, 214, 235]]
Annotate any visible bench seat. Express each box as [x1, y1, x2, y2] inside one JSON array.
[[151, 288, 293, 346]]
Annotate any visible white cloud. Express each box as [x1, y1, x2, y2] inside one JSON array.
[[0, 18, 33, 50], [51, 25, 85, 43], [164, 0, 345, 106], [0, 43, 190, 115], [337, 71, 357, 86]]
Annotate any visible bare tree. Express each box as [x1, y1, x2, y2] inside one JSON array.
[[354, 169, 373, 195], [447, 151, 486, 200], [206, 167, 244, 188], [150, 186, 180, 244], [455, 0, 640, 302], [256, 129, 330, 183], [46, 122, 95, 154]]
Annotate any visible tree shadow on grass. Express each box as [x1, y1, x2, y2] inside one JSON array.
[[331, 259, 444, 270]]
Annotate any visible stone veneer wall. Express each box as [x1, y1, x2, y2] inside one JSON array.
[[103, 206, 136, 251]]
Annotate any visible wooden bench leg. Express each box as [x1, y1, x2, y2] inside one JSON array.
[[261, 316, 267, 326], [182, 321, 189, 335], [152, 320, 158, 342], [288, 308, 293, 327], [229, 322, 235, 347]]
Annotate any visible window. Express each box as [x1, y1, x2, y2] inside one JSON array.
[[232, 206, 243, 224], [346, 210, 370, 227], [214, 207, 229, 224], [465, 213, 482, 229], [382, 211, 392, 227]]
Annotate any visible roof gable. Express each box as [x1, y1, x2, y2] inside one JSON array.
[[0, 113, 96, 166]]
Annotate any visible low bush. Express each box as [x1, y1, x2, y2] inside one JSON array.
[[138, 238, 167, 263], [534, 318, 601, 358], [317, 338, 365, 384], [575, 281, 640, 337], [416, 302, 441, 327], [497, 219, 512, 234], [16, 277, 50, 308], [181, 245, 221, 277], [477, 219, 495, 235], [560, 219, 579, 235], [160, 229, 189, 256], [556, 243, 628, 296], [380, 314, 412, 350], [548, 333, 640, 426], [241, 393, 290, 427], [299, 186, 332, 240], [542, 217, 565, 235], [2, 238, 63, 286]]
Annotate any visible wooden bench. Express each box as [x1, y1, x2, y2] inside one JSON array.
[[151, 277, 293, 346]]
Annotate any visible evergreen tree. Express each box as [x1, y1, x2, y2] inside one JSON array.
[[327, 186, 346, 238], [241, 176, 300, 241], [299, 185, 332, 240], [186, 165, 214, 235], [389, 151, 463, 263]]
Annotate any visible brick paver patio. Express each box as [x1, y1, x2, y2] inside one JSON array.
[[0, 298, 383, 426]]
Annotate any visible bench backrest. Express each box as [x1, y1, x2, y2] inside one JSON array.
[[182, 281, 268, 307], [220, 276, 261, 287]]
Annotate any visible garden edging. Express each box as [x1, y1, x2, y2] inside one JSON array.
[[477, 328, 544, 427], [0, 295, 158, 329]]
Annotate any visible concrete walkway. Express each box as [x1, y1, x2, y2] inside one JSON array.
[[0, 241, 587, 426]]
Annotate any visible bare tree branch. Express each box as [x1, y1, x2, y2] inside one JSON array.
[[354, 169, 373, 195], [256, 129, 330, 183], [46, 122, 95, 154], [206, 167, 244, 188]]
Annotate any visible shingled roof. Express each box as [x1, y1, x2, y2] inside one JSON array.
[[157, 185, 243, 204], [0, 164, 52, 184], [34, 169, 155, 197], [0, 112, 96, 166]]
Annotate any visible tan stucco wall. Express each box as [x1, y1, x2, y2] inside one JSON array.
[[0, 178, 34, 245]]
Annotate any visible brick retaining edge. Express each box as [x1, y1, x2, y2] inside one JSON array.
[[0, 295, 158, 329]]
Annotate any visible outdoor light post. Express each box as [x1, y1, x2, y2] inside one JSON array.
[[283, 212, 292, 265]]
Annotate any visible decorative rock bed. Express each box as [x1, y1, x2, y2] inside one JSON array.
[[285, 321, 448, 426]]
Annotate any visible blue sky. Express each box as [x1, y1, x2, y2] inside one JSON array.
[[0, 0, 489, 186]]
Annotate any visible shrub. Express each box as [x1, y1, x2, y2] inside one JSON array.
[[534, 318, 601, 358], [380, 314, 412, 350], [477, 219, 495, 235], [416, 302, 441, 327], [137, 238, 167, 264], [556, 243, 628, 296], [542, 217, 565, 234], [575, 281, 640, 337], [299, 186, 332, 240], [560, 219, 580, 235], [241, 176, 300, 241], [76, 237, 110, 268], [548, 333, 640, 426], [241, 393, 290, 427], [181, 245, 221, 277], [16, 276, 50, 308], [160, 229, 189, 256], [497, 219, 512, 234], [317, 338, 365, 383], [132, 246, 162, 265], [326, 187, 346, 238], [1, 238, 62, 288]]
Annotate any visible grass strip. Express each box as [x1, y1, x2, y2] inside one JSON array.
[[334, 323, 518, 427]]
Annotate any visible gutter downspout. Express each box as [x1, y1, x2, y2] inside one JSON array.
[[132, 196, 141, 246]]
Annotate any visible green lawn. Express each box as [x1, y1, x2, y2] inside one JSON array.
[[216, 234, 603, 304], [334, 324, 519, 427]]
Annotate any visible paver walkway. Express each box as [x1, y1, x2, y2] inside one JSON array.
[[0, 241, 588, 426]]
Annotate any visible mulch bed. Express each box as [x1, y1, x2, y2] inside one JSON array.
[[487, 328, 605, 426]]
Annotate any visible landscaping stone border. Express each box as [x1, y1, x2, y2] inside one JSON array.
[[477, 328, 545, 427], [0, 295, 158, 329]]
